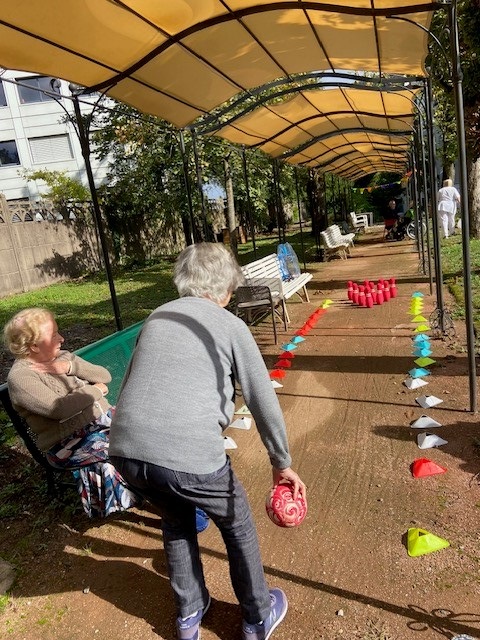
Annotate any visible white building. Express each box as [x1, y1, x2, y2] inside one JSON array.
[[0, 70, 110, 202]]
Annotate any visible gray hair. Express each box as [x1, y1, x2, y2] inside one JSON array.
[[174, 243, 245, 304]]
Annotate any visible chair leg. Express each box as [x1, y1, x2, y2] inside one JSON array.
[[270, 302, 278, 344]]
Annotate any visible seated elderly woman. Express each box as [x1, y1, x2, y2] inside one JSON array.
[[3, 307, 139, 518]]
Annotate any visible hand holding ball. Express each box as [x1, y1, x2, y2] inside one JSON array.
[[265, 482, 307, 527]]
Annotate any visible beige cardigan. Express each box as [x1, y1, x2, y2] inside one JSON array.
[[7, 351, 112, 452]]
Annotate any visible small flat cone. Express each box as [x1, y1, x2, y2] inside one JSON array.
[[412, 315, 428, 322], [270, 369, 286, 379], [417, 432, 448, 449], [410, 415, 442, 429], [273, 359, 292, 368], [413, 348, 432, 358], [322, 299, 333, 307], [291, 335, 305, 344], [414, 357, 436, 367], [412, 292, 425, 298], [279, 351, 295, 359], [271, 380, 283, 388], [411, 458, 447, 478], [409, 306, 424, 314], [404, 377, 429, 390], [281, 343, 297, 351], [415, 395, 443, 409], [229, 417, 252, 430], [235, 405, 251, 415], [409, 367, 431, 379], [407, 527, 450, 556], [413, 334, 430, 343], [414, 324, 431, 332], [223, 436, 238, 450]]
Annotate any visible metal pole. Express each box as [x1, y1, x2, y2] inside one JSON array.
[[241, 147, 257, 258], [448, 1, 477, 412], [294, 166, 307, 271], [179, 130, 196, 245], [418, 112, 434, 294], [425, 77, 446, 331], [412, 141, 428, 278], [410, 149, 422, 259], [271, 160, 283, 245], [191, 131, 209, 241], [71, 95, 123, 330]]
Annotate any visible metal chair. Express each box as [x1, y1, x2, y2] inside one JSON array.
[[234, 285, 287, 344]]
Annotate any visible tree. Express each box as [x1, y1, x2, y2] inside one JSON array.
[[21, 169, 90, 208]]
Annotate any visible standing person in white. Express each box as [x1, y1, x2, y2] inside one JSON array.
[[437, 178, 461, 238]]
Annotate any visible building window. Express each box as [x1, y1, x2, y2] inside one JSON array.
[[29, 134, 74, 164], [17, 76, 60, 104], [0, 81, 6, 107], [0, 140, 20, 166]]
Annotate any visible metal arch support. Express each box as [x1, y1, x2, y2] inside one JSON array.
[[447, 0, 477, 412], [71, 94, 123, 331], [241, 146, 258, 259]]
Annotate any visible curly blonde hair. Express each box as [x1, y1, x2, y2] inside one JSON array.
[[3, 308, 53, 359]]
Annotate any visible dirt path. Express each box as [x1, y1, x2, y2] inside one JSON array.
[[2, 231, 480, 640]]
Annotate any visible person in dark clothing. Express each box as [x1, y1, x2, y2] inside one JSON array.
[[383, 199, 398, 240]]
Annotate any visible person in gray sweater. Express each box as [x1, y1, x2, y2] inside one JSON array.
[[110, 242, 306, 640]]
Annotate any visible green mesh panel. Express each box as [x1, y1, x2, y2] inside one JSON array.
[[75, 321, 144, 405]]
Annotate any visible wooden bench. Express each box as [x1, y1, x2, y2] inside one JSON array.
[[0, 320, 144, 496], [241, 253, 312, 323]]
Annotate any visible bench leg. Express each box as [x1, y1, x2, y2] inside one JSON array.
[[281, 298, 290, 325]]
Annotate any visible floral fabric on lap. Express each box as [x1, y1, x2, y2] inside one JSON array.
[[46, 418, 139, 518]]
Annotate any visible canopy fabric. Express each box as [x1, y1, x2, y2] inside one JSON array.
[[0, 0, 437, 177], [209, 87, 418, 175]]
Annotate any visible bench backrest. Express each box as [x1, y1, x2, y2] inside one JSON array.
[[320, 229, 339, 249], [75, 320, 144, 405], [241, 253, 282, 282]]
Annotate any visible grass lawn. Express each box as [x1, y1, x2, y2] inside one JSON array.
[[0, 229, 318, 341], [439, 234, 480, 328]]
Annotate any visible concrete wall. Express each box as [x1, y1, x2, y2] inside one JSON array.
[[0, 195, 101, 297]]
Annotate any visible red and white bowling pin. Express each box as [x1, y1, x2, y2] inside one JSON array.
[[376, 283, 384, 305], [347, 281, 353, 301], [384, 280, 391, 302], [389, 277, 397, 298], [365, 288, 373, 308], [352, 283, 359, 304]]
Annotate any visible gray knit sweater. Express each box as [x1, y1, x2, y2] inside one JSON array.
[[109, 297, 291, 474]]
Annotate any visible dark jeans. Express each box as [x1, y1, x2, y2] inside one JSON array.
[[111, 455, 271, 623]]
